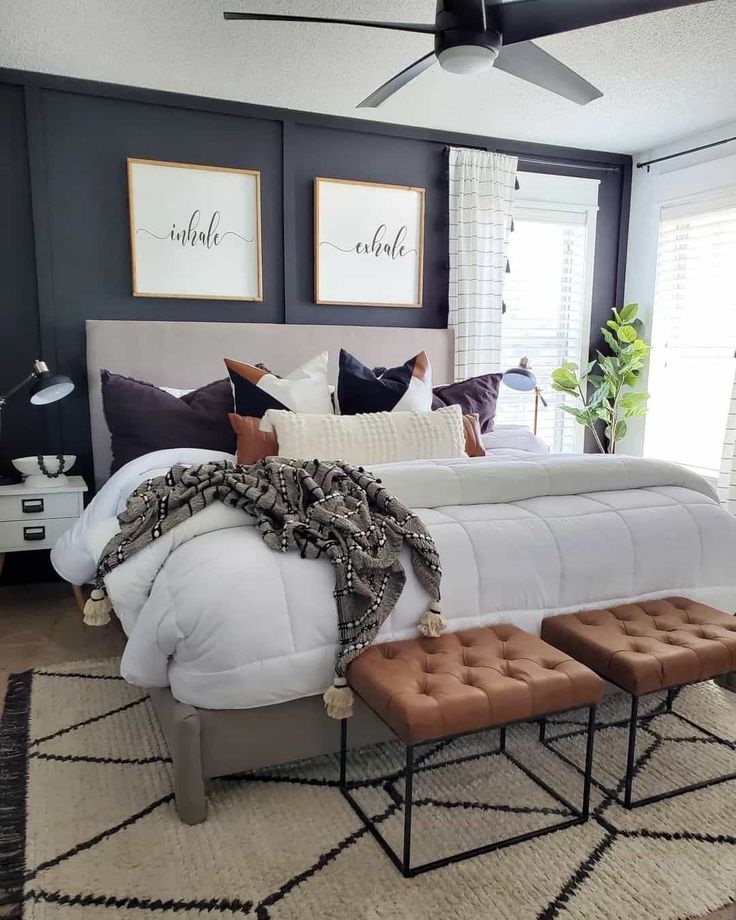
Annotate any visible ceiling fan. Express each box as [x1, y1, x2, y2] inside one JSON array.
[[224, 0, 713, 108]]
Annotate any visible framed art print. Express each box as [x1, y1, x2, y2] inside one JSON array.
[[314, 177, 425, 307], [127, 158, 263, 301]]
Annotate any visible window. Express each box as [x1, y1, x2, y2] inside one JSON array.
[[644, 197, 736, 480], [497, 174, 598, 452]]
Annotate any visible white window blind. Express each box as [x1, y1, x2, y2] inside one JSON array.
[[644, 198, 736, 480], [496, 207, 593, 452]]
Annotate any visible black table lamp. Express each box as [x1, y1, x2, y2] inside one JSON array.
[[502, 357, 547, 435], [0, 359, 75, 442]]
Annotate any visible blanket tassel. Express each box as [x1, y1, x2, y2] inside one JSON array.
[[418, 601, 447, 638], [323, 676, 354, 720], [83, 587, 113, 627]]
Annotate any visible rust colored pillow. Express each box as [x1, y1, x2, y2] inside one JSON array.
[[462, 414, 486, 458], [229, 413, 279, 465]]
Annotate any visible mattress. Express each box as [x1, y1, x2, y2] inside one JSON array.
[[52, 448, 736, 711]]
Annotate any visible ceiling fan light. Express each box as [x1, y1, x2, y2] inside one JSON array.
[[438, 44, 497, 75]]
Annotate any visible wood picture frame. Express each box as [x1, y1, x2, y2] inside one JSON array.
[[314, 177, 425, 308], [127, 158, 263, 301]]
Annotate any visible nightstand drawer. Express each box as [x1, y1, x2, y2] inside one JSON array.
[[0, 517, 76, 552], [0, 491, 81, 522]]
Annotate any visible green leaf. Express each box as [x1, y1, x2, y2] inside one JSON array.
[[630, 338, 650, 354], [601, 327, 619, 353], [550, 364, 580, 393], [598, 355, 618, 380], [617, 324, 637, 344], [619, 391, 649, 409], [580, 360, 596, 379], [560, 406, 594, 426], [588, 386, 611, 409], [614, 419, 628, 441], [618, 303, 639, 324]]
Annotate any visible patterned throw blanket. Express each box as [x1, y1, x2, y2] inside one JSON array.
[[87, 459, 444, 718]]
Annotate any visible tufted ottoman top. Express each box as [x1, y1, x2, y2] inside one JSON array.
[[541, 597, 736, 696], [347, 625, 603, 745]]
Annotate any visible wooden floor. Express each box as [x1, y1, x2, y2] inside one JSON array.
[[0, 582, 125, 702], [0, 583, 733, 920]]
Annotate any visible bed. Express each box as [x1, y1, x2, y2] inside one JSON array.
[[51, 319, 736, 824]]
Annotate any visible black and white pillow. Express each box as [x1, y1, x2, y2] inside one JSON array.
[[224, 353, 333, 417], [336, 349, 433, 415]]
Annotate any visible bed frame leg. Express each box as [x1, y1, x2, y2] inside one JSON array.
[[170, 707, 208, 825]]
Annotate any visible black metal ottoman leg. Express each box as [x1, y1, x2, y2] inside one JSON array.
[[665, 688, 676, 712], [539, 717, 547, 742], [339, 718, 348, 790], [582, 705, 597, 818], [403, 745, 414, 877], [624, 695, 639, 808]]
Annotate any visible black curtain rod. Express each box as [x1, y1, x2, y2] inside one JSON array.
[[637, 135, 736, 171], [443, 144, 620, 174], [513, 154, 620, 174]]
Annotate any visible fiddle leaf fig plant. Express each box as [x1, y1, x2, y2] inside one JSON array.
[[551, 303, 650, 454]]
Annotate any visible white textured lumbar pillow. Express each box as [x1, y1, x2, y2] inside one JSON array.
[[261, 405, 467, 465]]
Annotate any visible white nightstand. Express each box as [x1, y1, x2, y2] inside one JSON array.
[[0, 475, 88, 609]]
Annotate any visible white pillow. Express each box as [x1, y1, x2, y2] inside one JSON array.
[[481, 425, 549, 454], [261, 405, 466, 465]]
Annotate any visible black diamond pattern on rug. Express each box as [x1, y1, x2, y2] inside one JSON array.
[[1, 660, 734, 920]]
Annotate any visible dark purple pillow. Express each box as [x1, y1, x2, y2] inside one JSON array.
[[101, 370, 235, 474], [432, 373, 502, 433]]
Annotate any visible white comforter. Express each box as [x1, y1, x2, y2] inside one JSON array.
[[52, 449, 736, 710]]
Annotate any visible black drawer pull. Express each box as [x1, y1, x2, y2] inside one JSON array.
[[23, 526, 46, 542], [21, 498, 45, 514]]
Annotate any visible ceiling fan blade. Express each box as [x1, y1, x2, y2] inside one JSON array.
[[485, 0, 716, 46], [223, 12, 436, 34], [494, 41, 602, 105], [357, 52, 437, 108]]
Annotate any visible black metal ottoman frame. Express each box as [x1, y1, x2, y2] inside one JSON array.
[[339, 703, 597, 878], [540, 677, 736, 809]]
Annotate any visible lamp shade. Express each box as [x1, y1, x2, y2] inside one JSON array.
[[502, 358, 537, 393], [29, 370, 74, 405]]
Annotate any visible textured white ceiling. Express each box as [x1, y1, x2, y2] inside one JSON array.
[[2, 0, 735, 154]]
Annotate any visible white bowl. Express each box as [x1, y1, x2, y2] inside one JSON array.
[[12, 455, 76, 489]]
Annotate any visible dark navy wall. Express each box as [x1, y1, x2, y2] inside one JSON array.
[[0, 84, 43, 460], [0, 68, 631, 496]]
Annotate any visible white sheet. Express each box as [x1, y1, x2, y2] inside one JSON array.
[[481, 425, 548, 454], [52, 449, 736, 710]]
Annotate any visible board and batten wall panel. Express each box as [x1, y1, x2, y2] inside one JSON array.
[[285, 123, 448, 328], [0, 85, 45, 462], [0, 68, 630, 508], [32, 89, 284, 481]]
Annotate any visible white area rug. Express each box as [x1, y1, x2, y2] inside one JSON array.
[[1, 658, 735, 920]]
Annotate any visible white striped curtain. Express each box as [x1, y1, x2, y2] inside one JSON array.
[[448, 147, 518, 381], [717, 363, 736, 513]]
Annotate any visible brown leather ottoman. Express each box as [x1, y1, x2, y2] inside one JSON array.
[[541, 597, 736, 808], [340, 624, 603, 877]]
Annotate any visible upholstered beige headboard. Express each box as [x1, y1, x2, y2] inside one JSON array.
[[86, 320, 454, 488]]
